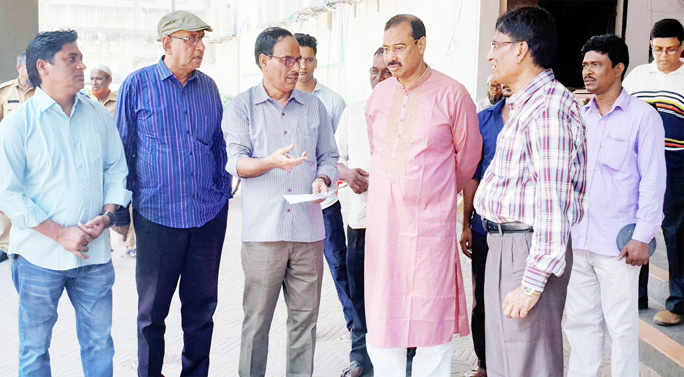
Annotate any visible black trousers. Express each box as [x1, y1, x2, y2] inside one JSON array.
[[471, 230, 489, 370], [134, 203, 228, 377], [346, 226, 372, 372]]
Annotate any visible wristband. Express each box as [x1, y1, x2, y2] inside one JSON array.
[[100, 210, 115, 228]]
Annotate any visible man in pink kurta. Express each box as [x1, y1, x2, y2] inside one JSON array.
[[364, 14, 482, 376]]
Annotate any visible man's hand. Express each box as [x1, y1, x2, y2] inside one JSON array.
[[618, 239, 650, 266], [338, 165, 369, 194], [312, 177, 329, 204], [270, 144, 307, 172], [56, 226, 93, 259], [459, 226, 473, 259], [112, 225, 129, 241], [78, 214, 110, 240], [502, 285, 541, 319]]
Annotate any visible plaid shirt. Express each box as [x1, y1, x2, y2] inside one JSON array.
[[474, 69, 587, 292]]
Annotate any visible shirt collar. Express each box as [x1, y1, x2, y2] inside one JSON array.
[[507, 68, 555, 109], [403, 65, 432, 91], [584, 88, 629, 115], [34, 86, 81, 115], [154, 56, 198, 83], [312, 79, 321, 94], [486, 98, 506, 115], [255, 80, 304, 105]]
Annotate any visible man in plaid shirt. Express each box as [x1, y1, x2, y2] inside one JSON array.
[[473, 7, 587, 377]]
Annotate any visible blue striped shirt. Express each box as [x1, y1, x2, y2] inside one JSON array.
[[116, 57, 231, 228], [223, 82, 339, 242]]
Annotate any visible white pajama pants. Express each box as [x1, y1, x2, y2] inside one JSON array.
[[565, 248, 640, 377], [367, 341, 451, 377]]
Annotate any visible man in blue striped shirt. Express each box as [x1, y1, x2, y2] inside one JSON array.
[[223, 27, 339, 377], [115, 11, 232, 376]]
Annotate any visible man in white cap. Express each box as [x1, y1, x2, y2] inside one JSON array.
[[89, 64, 117, 116], [116, 10, 232, 376]]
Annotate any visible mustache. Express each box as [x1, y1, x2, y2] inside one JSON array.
[[288, 72, 299, 79], [387, 61, 402, 67]]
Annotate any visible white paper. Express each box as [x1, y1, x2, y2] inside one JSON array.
[[283, 192, 327, 204]]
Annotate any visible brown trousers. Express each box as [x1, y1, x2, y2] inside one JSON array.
[[239, 241, 324, 377], [484, 232, 572, 377]]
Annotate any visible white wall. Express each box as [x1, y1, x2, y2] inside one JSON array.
[[221, 0, 481, 102]]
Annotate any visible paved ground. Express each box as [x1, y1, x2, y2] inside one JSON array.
[[0, 189, 661, 376]]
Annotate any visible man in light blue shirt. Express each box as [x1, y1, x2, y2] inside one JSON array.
[[0, 30, 130, 376], [294, 32, 354, 334], [223, 27, 339, 376]]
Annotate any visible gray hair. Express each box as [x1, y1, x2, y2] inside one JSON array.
[[16, 52, 26, 67]]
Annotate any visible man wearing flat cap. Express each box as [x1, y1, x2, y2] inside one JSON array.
[[115, 10, 232, 376]]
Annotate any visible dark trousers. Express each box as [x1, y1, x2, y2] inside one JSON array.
[[663, 171, 684, 314], [134, 203, 228, 377], [471, 231, 489, 370], [323, 201, 354, 329], [346, 226, 372, 373]]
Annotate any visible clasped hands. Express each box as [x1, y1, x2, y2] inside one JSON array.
[[271, 144, 329, 204], [57, 214, 125, 259]]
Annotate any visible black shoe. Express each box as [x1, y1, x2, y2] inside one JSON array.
[[341, 361, 364, 377], [639, 299, 648, 310], [0, 251, 8, 263]]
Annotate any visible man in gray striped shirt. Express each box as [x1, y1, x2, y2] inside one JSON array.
[[223, 27, 339, 377]]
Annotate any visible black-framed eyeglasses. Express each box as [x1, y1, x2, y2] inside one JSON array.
[[380, 39, 419, 56], [268, 55, 304, 67], [490, 40, 521, 51]]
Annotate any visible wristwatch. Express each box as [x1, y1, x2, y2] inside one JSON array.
[[522, 285, 541, 297], [100, 210, 115, 228]]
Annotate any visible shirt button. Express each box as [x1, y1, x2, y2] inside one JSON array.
[[191, 172, 194, 177], [282, 112, 285, 116], [288, 188, 292, 192], [185, 111, 188, 115], [187, 131, 190, 134], [287, 209, 291, 212], [189, 152, 193, 156], [284, 131, 287, 134]]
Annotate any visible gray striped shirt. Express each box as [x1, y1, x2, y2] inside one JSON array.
[[223, 82, 339, 242]]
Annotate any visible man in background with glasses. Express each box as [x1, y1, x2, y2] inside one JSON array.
[[364, 14, 481, 376], [474, 74, 503, 112], [625, 18, 684, 327], [223, 27, 339, 377], [115, 10, 232, 376], [293, 33, 353, 340]]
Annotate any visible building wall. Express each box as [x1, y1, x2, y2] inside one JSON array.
[[0, 0, 39, 82]]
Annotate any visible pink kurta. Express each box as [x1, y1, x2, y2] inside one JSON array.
[[364, 67, 481, 348]]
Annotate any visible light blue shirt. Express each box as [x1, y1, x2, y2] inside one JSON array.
[[0, 87, 131, 270], [312, 80, 346, 209], [223, 82, 339, 242]]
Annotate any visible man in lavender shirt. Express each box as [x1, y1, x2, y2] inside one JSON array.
[[564, 35, 666, 377]]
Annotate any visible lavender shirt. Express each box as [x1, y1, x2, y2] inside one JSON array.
[[571, 89, 666, 256]]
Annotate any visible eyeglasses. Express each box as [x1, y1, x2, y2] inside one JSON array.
[[381, 39, 419, 56], [490, 40, 520, 51], [168, 35, 206, 46], [268, 55, 304, 67], [652, 43, 682, 56]]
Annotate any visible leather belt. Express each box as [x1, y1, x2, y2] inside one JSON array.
[[484, 220, 534, 235]]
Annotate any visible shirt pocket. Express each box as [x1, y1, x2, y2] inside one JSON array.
[[598, 136, 630, 171], [194, 115, 215, 147], [2, 101, 20, 118]]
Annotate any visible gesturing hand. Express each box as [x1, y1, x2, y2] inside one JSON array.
[[618, 239, 650, 266], [502, 285, 540, 319], [56, 226, 93, 259], [271, 144, 307, 172], [339, 166, 369, 194]]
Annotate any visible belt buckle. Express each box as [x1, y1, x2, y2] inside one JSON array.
[[497, 223, 503, 236]]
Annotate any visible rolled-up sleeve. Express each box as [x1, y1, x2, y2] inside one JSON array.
[[222, 97, 253, 178], [102, 114, 132, 207], [0, 117, 49, 228], [315, 101, 340, 184]]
